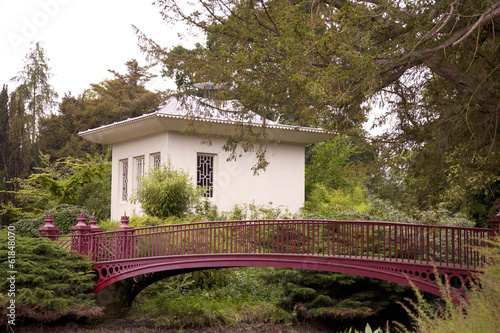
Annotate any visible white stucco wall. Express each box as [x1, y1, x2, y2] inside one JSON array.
[[110, 131, 305, 220]]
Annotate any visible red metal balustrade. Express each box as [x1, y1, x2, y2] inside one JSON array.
[[41, 217, 492, 269]]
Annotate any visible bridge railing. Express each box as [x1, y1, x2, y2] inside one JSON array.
[[84, 219, 490, 269]]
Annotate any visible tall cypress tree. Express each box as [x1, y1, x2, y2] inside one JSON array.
[[0, 85, 10, 222], [0, 85, 8, 171], [12, 42, 57, 164], [8, 90, 32, 181]]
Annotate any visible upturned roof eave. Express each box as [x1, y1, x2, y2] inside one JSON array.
[[78, 112, 333, 145]]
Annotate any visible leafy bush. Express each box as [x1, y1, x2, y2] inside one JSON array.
[[94, 218, 120, 232], [306, 135, 366, 197], [11, 204, 91, 237], [128, 215, 170, 228], [303, 183, 370, 219], [132, 163, 202, 218], [0, 230, 102, 326], [12, 153, 111, 220]]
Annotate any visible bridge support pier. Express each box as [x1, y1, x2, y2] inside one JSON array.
[[95, 279, 134, 315]]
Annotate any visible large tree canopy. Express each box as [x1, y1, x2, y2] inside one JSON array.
[[136, 0, 500, 220]]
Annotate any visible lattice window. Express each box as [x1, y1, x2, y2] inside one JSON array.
[[151, 153, 161, 170], [135, 156, 145, 187], [121, 159, 128, 201], [197, 154, 214, 198]]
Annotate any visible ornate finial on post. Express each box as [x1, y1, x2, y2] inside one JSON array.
[[89, 212, 102, 233], [38, 211, 60, 240], [115, 212, 133, 231], [114, 213, 135, 260], [73, 209, 88, 228], [71, 210, 91, 254]]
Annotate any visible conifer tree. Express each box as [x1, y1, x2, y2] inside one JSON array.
[[0, 85, 8, 172], [13, 42, 58, 146]]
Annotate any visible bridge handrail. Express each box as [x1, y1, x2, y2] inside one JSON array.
[[82, 219, 491, 269], [89, 219, 492, 237]]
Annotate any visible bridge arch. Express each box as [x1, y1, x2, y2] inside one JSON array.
[[93, 253, 474, 305]]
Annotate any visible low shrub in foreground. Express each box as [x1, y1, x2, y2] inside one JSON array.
[[0, 230, 103, 327]]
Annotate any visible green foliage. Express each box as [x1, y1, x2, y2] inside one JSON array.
[[94, 218, 120, 232], [398, 236, 500, 333], [11, 204, 92, 237], [0, 230, 102, 324], [38, 60, 165, 161], [128, 215, 171, 228], [130, 267, 291, 328], [11, 153, 111, 219], [132, 163, 202, 218], [304, 184, 370, 220], [344, 324, 383, 333], [263, 269, 409, 324], [306, 136, 367, 195], [223, 203, 295, 221], [12, 41, 58, 145], [303, 184, 476, 227]]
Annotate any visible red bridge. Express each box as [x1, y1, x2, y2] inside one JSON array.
[[39, 211, 500, 307]]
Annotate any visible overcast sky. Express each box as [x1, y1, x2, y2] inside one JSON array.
[[0, 0, 202, 101]]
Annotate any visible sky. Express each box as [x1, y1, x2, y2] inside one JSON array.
[[0, 0, 202, 102]]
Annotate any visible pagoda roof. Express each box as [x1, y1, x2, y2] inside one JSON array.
[[78, 96, 332, 145]]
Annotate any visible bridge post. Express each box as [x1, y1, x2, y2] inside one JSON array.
[[88, 213, 102, 261], [71, 210, 91, 255], [38, 212, 60, 240], [89, 212, 102, 233], [114, 214, 135, 260], [489, 206, 500, 238]]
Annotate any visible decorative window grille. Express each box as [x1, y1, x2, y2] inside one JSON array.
[[135, 156, 145, 186], [121, 159, 128, 201], [151, 153, 161, 170], [197, 154, 214, 198]]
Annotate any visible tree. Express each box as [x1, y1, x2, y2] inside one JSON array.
[[7, 90, 33, 179], [140, 1, 498, 125], [12, 153, 111, 219], [38, 60, 165, 160], [13, 42, 58, 145], [0, 85, 8, 171], [0, 85, 10, 224], [137, 0, 500, 220]]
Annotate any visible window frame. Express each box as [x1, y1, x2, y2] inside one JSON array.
[[150, 152, 161, 170], [134, 155, 145, 189], [196, 153, 216, 198], [120, 159, 129, 202]]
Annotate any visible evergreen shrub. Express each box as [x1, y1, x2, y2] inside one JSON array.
[[0, 230, 102, 326]]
